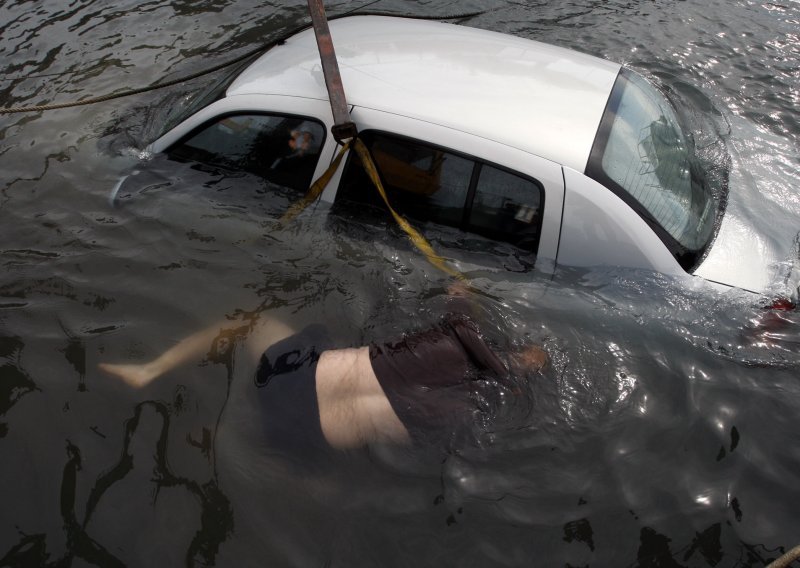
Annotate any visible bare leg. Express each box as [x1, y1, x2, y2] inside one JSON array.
[[100, 316, 297, 389], [100, 324, 230, 388], [242, 317, 295, 362]]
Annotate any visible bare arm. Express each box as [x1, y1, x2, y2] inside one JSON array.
[[445, 280, 548, 374]]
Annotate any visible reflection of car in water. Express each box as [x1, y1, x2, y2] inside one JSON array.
[[112, 15, 799, 304]]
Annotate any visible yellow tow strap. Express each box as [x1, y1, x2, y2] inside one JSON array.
[[281, 140, 352, 223], [282, 138, 467, 282]]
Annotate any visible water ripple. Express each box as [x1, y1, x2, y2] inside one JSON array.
[[1, 1, 799, 566]]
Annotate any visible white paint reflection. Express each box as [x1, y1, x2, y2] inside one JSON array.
[[617, 373, 637, 406], [607, 341, 639, 408], [694, 493, 712, 506], [713, 405, 735, 431], [691, 366, 710, 382]]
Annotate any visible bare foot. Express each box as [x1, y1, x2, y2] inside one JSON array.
[[99, 362, 158, 388]]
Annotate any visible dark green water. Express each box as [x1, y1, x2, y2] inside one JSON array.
[[1, 1, 799, 566]]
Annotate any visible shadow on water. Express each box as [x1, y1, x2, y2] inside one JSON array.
[[0, 337, 39, 440], [0, 309, 244, 566], [0, 401, 234, 567], [41, 406, 224, 566]]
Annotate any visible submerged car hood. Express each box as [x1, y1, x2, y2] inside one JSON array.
[[694, 168, 799, 299], [694, 209, 781, 294]]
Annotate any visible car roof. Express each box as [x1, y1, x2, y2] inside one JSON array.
[[227, 15, 621, 172]]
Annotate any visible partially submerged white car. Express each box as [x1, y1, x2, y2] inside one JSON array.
[[113, 15, 800, 303]]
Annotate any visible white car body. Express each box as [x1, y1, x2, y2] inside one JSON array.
[[121, 15, 799, 302]]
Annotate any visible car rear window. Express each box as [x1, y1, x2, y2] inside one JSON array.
[[587, 69, 719, 270], [156, 51, 264, 140]]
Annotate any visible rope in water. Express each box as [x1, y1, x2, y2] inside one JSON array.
[[0, 45, 266, 114], [0, 10, 485, 115], [766, 545, 800, 568]]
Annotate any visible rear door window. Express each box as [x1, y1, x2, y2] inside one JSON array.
[[335, 131, 544, 253], [367, 134, 474, 225], [468, 165, 543, 251], [167, 114, 325, 191]]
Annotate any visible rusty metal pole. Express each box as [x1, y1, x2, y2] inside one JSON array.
[[306, 0, 357, 143]]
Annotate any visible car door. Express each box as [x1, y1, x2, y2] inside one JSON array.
[[326, 106, 564, 271]]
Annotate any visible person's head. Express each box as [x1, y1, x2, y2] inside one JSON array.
[[288, 130, 314, 155]]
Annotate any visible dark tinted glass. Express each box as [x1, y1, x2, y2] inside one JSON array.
[[168, 115, 325, 191], [468, 165, 542, 251], [336, 131, 544, 254], [337, 132, 473, 225]]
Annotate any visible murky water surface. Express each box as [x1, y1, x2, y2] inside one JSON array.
[[1, 1, 799, 566]]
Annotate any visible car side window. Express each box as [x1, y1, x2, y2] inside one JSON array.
[[350, 133, 473, 225], [468, 165, 543, 252], [167, 114, 325, 191], [336, 131, 544, 253]]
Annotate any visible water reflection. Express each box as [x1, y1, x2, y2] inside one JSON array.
[[0, 337, 39, 439], [0, 400, 233, 566]]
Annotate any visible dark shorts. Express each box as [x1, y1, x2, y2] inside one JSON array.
[[254, 324, 333, 460], [369, 314, 507, 446]]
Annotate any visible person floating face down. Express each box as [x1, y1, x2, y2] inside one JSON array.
[[100, 283, 548, 454]]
